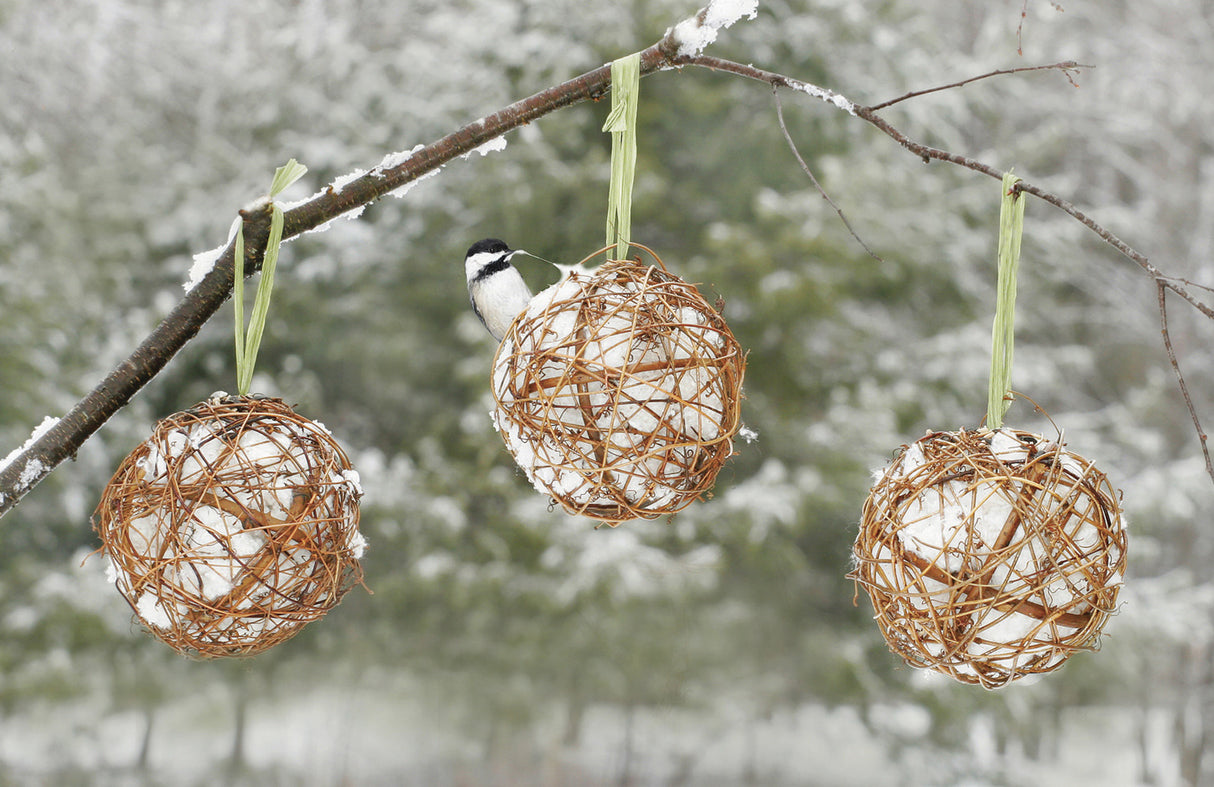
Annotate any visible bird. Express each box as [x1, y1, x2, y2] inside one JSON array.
[[464, 238, 533, 342]]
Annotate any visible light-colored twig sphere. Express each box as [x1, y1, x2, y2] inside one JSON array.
[[850, 428, 1126, 688], [492, 255, 746, 525], [93, 394, 367, 658]]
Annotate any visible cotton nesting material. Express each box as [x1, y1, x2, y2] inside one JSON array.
[[93, 394, 367, 658], [850, 428, 1126, 688], [491, 259, 746, 525]]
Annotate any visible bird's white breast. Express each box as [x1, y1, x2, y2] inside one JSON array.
[[471, 266, 533, 341]]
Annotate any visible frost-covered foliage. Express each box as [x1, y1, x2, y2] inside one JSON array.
[[0, 0, 1212, 783]]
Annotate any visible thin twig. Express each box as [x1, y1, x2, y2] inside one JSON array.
[[1017, 0, 1030, 55], [1156, 275, 1214, 297], [772, 86, 883, 262], [1158, 282, 1214, 483], [1018, 1, 1068, 57], [867, 61, 1088, 111]]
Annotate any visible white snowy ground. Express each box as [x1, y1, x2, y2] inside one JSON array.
[[0, 677, 1178, 786]]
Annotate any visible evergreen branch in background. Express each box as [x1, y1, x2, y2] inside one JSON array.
[[3, 6, 1213, 517]]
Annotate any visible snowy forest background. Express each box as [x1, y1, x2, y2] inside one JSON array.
[[2, 0, 1213, 785]]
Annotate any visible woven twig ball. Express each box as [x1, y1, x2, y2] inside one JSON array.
[[491, 257, 746, 525], [93, 394, 367, 658], [850, 428, 1126, 688]]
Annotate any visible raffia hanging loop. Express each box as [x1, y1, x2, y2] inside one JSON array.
[[850, 427, 1126, 688], [93, 394, 367, 658], [491, 249, 746, 525]]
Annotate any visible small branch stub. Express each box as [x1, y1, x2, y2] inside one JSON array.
[[850, 427, 1127, 688], [93, 394, 367, 658], [491, 249, 746, 526]]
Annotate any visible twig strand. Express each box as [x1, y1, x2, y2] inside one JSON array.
[[867, 61, 1087, 111], [772, 86, 883, 261], [1157, 282, 1214, 483]]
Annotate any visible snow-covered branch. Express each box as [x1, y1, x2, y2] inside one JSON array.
[[4, 1, 1212, 520], [679, 53, 1214, 328], [676, 53, 1214, 482], [0, 22, 695, 520]]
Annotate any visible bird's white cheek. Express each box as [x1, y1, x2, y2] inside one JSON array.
[[465, 252, 499, 281]]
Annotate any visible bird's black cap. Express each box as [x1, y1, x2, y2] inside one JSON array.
[[467, 238, 511, 257]]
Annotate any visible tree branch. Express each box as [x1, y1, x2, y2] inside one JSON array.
[[0, 33, 686, 520], [0, 207, 273, 517], [5, 26, 1213, 517], [676, 53, 1214, 482], [679, 55, 1214, 322]]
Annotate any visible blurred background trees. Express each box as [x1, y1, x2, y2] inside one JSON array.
[[1, 0, 1212, 784]]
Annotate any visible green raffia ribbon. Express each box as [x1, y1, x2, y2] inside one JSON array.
[[234, 158, 308, 395], [603, 52, 640, 261], [987, 171, 1026, 429]]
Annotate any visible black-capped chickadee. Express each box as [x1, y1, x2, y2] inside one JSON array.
[[464, 238, 533, 341]]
